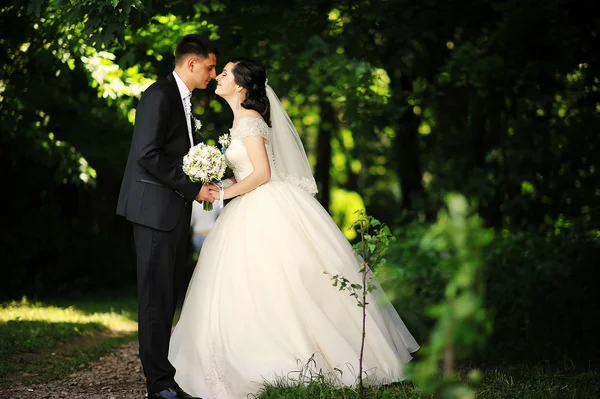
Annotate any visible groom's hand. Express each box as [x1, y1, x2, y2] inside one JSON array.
[[196, 185, 216, 203]]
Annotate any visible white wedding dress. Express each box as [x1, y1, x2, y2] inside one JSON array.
[[169, 116, 419, 399]]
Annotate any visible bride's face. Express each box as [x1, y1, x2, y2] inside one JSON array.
[[215, 62, 238, 98]]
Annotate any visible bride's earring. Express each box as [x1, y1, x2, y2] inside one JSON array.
[[236, 88, 240, 109]]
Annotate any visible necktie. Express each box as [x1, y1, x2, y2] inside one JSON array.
[[184, 94, 194, 146]]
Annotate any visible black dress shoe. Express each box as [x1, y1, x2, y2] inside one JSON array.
[[149, 387, 202, 399]]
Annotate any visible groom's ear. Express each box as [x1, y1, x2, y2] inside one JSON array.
[[185, 56, 196, 72]]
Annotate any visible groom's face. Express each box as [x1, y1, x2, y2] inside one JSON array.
[[190, 53, 217, 90]]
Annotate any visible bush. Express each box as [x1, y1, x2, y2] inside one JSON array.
[[377, 221, 445, 343], [485, 229, 600, 363], [1, 134, 136, 300], [382, 223, 600, 364]]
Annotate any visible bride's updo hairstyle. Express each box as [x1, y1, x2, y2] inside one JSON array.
[[230, 57, 271, 127]]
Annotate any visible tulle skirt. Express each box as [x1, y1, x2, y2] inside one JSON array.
[[169, 180, 419, 398]]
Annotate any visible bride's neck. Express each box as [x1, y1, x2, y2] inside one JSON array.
[[225, 96, 247, 120]]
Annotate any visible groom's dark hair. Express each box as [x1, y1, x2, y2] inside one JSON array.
[[175, 34, 217, 63]]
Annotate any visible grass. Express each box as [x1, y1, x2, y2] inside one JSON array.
[[478, 364, 600, 398], [2, 297, 599, 398], [254, 364, 600, 398], [257, 381, 424, 398], [4, 332, 137, 386], [0, 296, 138, 387]]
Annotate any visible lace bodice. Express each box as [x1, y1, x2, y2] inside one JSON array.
[[224, 117, 278, 182]]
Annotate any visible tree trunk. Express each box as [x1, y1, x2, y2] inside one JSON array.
[[390, 72, 425, 213], [315, 100, 334, 212], [395, 117, 423, 211]]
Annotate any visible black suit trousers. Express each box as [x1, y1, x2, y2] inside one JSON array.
[[132, 202, 192, 394]]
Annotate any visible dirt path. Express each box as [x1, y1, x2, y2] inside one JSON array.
[[0, 340, 147, 399]]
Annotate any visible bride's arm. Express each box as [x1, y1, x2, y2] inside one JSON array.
[[220, 177, 237, 188], [222, 136, 270, 200]]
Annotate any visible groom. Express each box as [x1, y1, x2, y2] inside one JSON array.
[[116, 34, 217, 399]]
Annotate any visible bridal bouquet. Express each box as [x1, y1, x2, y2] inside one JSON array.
[[182, 142, 227, 211]]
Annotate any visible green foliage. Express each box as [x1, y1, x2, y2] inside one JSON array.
[[378, 220, 445, 341], [330, 188, 366, 240], [22, 0, 159, 48], [325, 210, 395, 398], [0, 1, 146, 298], [351, 211, 395, 273], [384, 207, 600, 366], [407, 194, 493, 398], [328, 211, 395, 307], [1, 8, 597, 399], [484, 228, 600, 363], [0, 0, 600, 336]]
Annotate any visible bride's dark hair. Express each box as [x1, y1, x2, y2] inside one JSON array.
[[229, 57, 271, 127]]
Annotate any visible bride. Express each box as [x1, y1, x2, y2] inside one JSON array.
[[168, 57, 419, 399]]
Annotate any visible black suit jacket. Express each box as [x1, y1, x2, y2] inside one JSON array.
[[116, 73, 201, 231]]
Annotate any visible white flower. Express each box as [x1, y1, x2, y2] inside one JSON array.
[[192, 116, 202, 133], [218, 134, 231, 153], [182, 142, 227, 184]]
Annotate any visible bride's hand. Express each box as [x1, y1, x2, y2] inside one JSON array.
[[210, 189, 221, 200]]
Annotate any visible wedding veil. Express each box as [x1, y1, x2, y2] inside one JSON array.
[[266, 85, 318, 196]]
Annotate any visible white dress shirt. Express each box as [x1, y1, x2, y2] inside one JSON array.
[[172, 71, 194, 147], [190, 201, 221, 235]]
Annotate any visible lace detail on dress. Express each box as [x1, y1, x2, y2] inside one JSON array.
[[224, 152, 239, 175], [230, 116, 272, 144], [286, 176, 318, 195], [205, 340, 231, 398], [224, 116, 319, 196]]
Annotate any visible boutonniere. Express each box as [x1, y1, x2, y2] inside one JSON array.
[[218, 133, 231, 153], [192, 115, 202, 135]]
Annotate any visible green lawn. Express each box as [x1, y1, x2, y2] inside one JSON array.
[[257, 380, 425, 398], [0, 296, 138, 386], [477, 365, 600, 399], [1, 297, 598, 398], [256, 365, 600, 398]]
